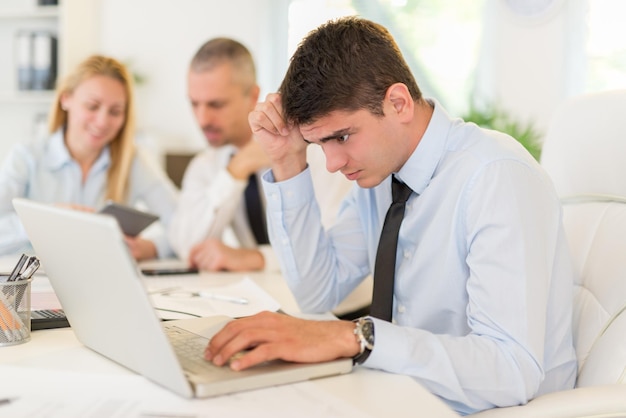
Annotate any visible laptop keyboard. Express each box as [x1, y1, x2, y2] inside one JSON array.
[[164, 323, 263, 380], [164, 324, 217, 374]]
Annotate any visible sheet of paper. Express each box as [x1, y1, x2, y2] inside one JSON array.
[[146, 276, 281, 319], [30, 275, 62, 310], [0, 365, 373, 418]]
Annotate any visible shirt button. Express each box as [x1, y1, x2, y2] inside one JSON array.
[[271, 193, 279, 201], [403, 249, 412, 258], [397, 305, 406, 314]]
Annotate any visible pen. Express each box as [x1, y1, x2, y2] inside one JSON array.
[[198, 292, 249, 305], [18, 258, 40, 281], [0, 311, 13, 341], [7, 254, 28, 282], [148, 286, 181, 295], [162, 290, 249, 305], [0, 299, 24, 341]]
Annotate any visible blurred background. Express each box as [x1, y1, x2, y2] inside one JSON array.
[[1, 0, 624, 170]]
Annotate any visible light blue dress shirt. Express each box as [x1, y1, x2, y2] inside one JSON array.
[[0, 129, 179, 257], [262, 100, 577, 415]]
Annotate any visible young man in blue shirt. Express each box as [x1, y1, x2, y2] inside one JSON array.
[[205, 17, 577, 415]]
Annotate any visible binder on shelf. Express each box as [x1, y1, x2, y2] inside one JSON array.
[[14, 31, 58, 92], [32, 31, 57, 91], [16, 31, 33, 91]]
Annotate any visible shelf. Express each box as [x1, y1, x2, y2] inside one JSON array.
[[0, 91, 55, 105], [0, 0, 97, 157], [0, 6, 59, 19]]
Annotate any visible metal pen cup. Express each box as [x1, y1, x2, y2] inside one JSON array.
[[0, 275, 32, 346]]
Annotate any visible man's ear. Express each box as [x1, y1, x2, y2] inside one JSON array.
[[386, 83, 414, 123], [248, 84, 261, 108]]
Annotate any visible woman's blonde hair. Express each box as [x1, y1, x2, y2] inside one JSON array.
[[48, 54, 136, 203]]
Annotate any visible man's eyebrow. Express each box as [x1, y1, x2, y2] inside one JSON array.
[[305, 128, 351, 144]]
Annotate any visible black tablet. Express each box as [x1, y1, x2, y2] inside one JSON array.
[[99, 202, 159, 237], [141, 266, 199, 276]]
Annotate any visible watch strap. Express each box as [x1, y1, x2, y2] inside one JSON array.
[[352, 317, 374, 365]]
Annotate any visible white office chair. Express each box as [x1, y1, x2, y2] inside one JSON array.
[[471, 90, 626, 417]]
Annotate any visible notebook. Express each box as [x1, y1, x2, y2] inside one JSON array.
[[13, 198, 352, 398]]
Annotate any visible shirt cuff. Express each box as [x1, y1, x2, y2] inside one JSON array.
[[261, 166, 316, 212], [364, 317, 420, 371], [214, 167, 247, 197]]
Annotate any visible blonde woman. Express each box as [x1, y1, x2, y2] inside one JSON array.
[[0, 55, 178, 260]]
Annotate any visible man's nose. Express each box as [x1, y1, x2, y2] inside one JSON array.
[[323, 144, 347, 174], [195, 105, 215, 126]]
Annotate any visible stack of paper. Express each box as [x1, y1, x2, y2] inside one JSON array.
[[147, 276, 281, 320]]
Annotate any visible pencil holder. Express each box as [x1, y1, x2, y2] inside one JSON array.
[[0, 276, 32, 346]]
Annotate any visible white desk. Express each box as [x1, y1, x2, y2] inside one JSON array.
[[138, 258, 373, 318], [0, 265, 458, 417]]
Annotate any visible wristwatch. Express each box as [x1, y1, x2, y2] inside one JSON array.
[[352, 316, 375, 365]]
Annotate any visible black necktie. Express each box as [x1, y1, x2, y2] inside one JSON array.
[[370, 176, 414, 322], [244, 173, 270, 245]]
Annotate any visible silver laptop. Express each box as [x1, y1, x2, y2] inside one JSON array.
[[13, 198, 352, 398]]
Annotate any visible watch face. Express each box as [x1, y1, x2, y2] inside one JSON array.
[[362, 319, 375, 348], [353, 318, 375, 365]]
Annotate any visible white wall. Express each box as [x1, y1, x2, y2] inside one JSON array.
[[0, 0, 593, 163], [94, 0, 586, 155], [96, 0, 289, 158], [475, 0, 588, 137]]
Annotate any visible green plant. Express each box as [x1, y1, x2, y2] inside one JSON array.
[[463, 104, 543, 161], [123, 59, 147, 86]]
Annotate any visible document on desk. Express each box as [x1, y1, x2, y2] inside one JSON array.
[[146, 276, 281, 319], [0, 365, 375, 418], [30, 275, 62, 310]]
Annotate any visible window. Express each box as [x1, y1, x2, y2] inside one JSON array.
[[585, 0, 626, 92], [287, 0, 486, 115]]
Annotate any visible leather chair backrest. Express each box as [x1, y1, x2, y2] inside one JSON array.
[[541, 90, 626, 387], [541, 89, 626, 199], [561, 200, 626, 386]]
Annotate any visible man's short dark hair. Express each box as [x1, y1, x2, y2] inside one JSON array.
[[279, 16, 422, 125]]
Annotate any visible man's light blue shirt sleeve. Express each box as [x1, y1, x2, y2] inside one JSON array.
[[262, 167, 370, 312], [260, 101, 576, 415]]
